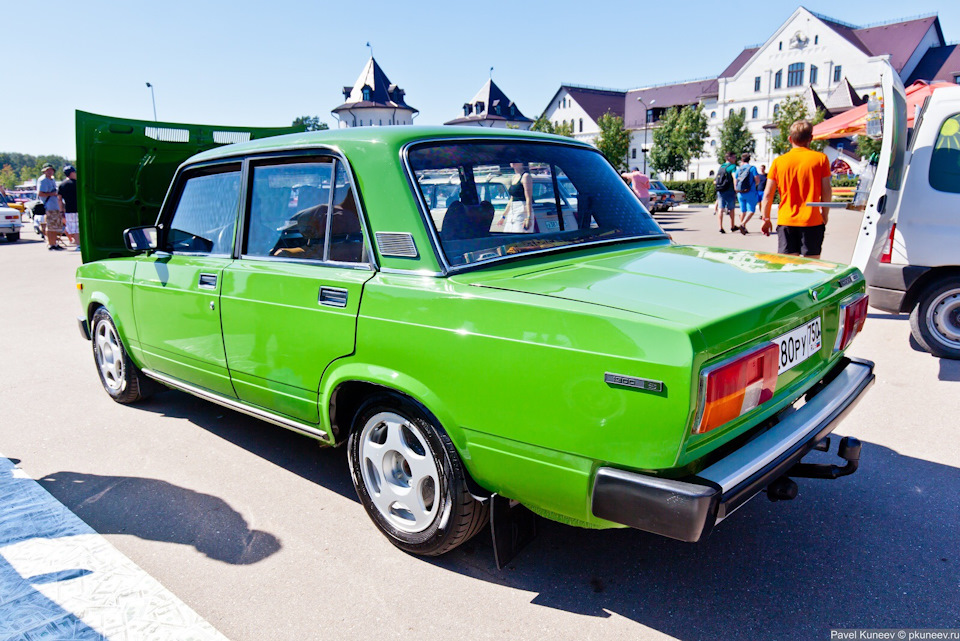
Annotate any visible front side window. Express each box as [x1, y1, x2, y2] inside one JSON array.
[[408, 141, 663, 268], [928, 113, 960, 193], [165, 168, 240, 254], [244, 160, 364, 263], [787, 63, 805, 87]]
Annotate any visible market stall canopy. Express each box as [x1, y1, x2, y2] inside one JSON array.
[[813, 80, 954, 140]]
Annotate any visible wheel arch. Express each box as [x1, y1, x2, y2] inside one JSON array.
[[902, 266, 960, 312], [324, 369, 492, 499]]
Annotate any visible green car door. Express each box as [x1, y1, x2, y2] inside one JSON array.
[[219, 156, 374, 424], [133, 163, 242, 397]]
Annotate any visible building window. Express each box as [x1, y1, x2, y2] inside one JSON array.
[[775, 70, 783, 89], [834, 65, 842, 82], [778, 41, 782, 50], [710, 111, 716, 118], [631, 148, 637, 159], [773, 103, 780, 116], [579, 118, 583, 132], [709, 170, 715, 176], [362, 86, 372, 101], [814, 35, 819, 45], [787, 63, 805, 87], [510, 105, 515, 116], [955, 75, 960, 84], [646, 108, 654, 123], [476, 101, 484, 113], [752, 106, 758, 118], [754, 76, 761, 92], [710, 140, 717, 147], [810, 65, 818, 85], [690, 172, 695, 180]]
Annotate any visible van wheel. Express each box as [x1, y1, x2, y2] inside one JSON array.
[[347, 394, 488, 556], [91, 307, 151, 403], [909, 276, 960, 359], [5, 232, 19, 242]]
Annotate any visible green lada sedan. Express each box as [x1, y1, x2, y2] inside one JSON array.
[[74, 111, 874, 561]]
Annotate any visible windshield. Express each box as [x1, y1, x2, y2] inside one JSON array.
[[408, 141, 663, 267]]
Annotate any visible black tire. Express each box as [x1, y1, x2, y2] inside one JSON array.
[[5, 232, 19, 242], [347, 394, 488, 556], [909, 275, 960, 359], [90, 307, 152, 403]]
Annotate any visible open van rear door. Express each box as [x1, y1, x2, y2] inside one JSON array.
[[76, 111, 303, 263], [850, 62, 908, 271]]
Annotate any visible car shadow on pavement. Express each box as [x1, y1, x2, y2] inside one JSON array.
[[129, 388, 358, 502], [429, 441, 959, 640], [38, 470, 281, 565]]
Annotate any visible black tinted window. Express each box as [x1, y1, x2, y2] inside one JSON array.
[[408, 142, 662, 267], [166, 170, 240, 254]]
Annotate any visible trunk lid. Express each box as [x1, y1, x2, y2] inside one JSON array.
[[75, 110, 303, 263]]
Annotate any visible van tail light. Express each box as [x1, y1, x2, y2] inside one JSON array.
[[695, 343, 780, 435], [834, 293, 869, 352], [880, 224, 896, 263]]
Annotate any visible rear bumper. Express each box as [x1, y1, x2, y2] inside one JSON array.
[[591, 357, 875, 542], [0, 222, 21, 233], [864, 262, 930, 313]]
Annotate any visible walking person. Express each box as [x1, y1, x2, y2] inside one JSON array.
[[757, 164, 768, 200], [760, 120, 832, 258], [59, 165, 79, 250], [37, 163, 64, 250], [735, 153, 760, 234], [622, 167, 651, 211], [714, 152, 738, 233]]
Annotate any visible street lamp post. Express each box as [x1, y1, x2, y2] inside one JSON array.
[[145, 82, 157, 121], [636, 97, 655, 174]]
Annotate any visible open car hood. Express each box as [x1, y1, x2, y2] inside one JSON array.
[[76, 111, 303, 263]]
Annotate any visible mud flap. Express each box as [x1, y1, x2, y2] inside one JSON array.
[[490, 494, 538, 569]]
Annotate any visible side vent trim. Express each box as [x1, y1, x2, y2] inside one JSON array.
[[375, 232, 419, 258]]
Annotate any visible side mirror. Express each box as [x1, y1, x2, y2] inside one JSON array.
[[123, 225, 159, 252]]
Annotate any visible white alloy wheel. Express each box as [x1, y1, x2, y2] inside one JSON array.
[[94, 320, 125, 391], [358, 411, 440, 533]]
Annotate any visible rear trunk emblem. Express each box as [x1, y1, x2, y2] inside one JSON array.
[[604, 373, 663, 393]]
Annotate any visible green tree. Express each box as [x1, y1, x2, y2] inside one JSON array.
[[0, 165, 16, 190], [770, 95, 826, 155], [855, 134, 883, 161], [595, 111, 631, 172], [292, 115, 330, 131], [650, 104, 709, 177], [531, 115, 574, 137], [717, 110, 756, 162]]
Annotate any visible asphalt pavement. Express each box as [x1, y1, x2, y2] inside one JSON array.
[[0, 208, 957, 641]]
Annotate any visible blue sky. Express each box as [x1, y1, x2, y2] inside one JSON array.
[[3, 0, 958, 158]]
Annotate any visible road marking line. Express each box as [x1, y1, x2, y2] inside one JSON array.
[[0, 454, 229, 640]]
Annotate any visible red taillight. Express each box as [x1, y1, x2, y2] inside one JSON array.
[[834, 293, 869, 352], [880, 224, 896, 263], [695, 343, 780, 435]]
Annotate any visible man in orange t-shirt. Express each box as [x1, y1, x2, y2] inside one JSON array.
[[761, 120, 832, 258]]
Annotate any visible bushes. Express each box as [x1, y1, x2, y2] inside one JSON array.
[[663, 179, 715, 204]]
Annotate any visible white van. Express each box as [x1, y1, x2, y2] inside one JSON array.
[[851, 63, 960, 359]]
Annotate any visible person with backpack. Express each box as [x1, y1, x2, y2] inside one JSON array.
[[714, 151, 738, 233], [735, 153, 760, 234]]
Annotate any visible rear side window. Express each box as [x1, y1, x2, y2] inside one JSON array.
[[165, 169, 240, 254], [244, 159, 365, 263], [929, 113, 960, 194]]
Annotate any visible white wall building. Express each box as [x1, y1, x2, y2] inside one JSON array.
[[539, 86, 625, 145], [549, 7, 950, 180], [332, 57, 417, 128]]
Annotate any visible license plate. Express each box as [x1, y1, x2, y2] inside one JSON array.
[[774, 318, 822, 374]]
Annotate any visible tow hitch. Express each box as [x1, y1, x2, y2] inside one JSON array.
[[766, 436, 862, 502]]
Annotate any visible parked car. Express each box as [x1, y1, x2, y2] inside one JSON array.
[[75, 113, 874, 560], [648, 180, 673, 212], [851, 62, 960, 359], [0, 191, 25, 214]]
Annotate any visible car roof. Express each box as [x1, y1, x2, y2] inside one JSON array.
[[185, 126, 592, 166]]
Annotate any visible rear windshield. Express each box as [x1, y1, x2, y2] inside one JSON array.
[[407, 141, 663, 267]]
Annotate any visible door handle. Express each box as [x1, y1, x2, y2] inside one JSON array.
[[319, 287, 348, 308], [198, 273, 218, 290]]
